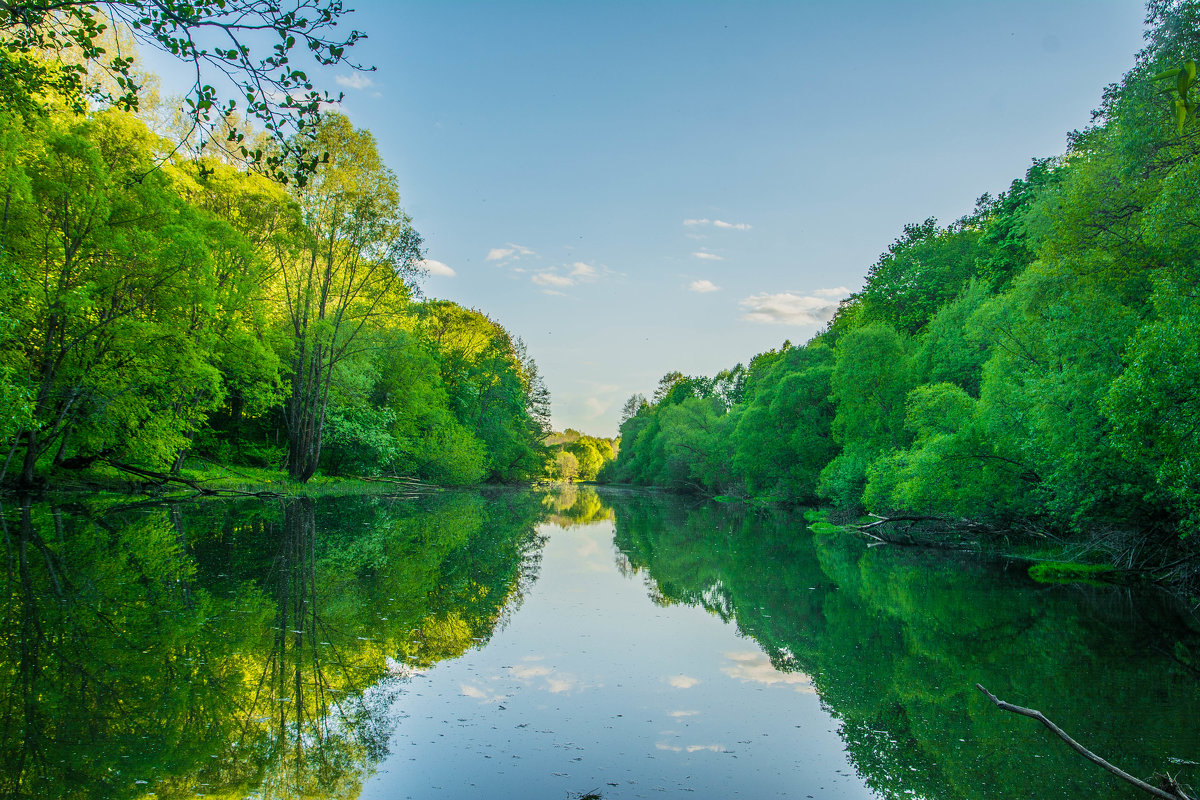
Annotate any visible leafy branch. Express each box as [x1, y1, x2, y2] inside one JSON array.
[[0, 0, 368, 184], [1153, 59, 1197, 133]]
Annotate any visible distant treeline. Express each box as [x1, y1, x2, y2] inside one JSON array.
[[602, 3, 1200, 561], [545, 429, 618, 482], [0, 100, 550, 486]]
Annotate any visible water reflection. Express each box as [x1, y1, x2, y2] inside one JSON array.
[[2, 486, 1197, 800], [608, 491, 1200, 800], [0, 491, 544, 799], [540, 483, 613, 527]]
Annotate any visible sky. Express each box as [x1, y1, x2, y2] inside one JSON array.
[[155, 1, 1151, 436]]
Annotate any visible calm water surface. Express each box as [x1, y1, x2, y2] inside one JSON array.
[[1, 486, 1197, 799]]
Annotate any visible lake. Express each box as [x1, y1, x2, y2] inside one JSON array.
[[1, 486, 1197, 799]]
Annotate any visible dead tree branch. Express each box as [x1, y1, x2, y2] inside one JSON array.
[[975, 684, 1195, 800]]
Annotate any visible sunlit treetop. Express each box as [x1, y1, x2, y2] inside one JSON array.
[[0, 0, 368, 185]]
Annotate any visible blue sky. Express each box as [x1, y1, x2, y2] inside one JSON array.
[[185, 1, 1152, 436]]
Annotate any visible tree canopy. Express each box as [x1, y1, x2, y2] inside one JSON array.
[[1, 0, 368, 182]]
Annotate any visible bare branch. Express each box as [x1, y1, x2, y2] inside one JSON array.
[[976, 684, 1195, 800]]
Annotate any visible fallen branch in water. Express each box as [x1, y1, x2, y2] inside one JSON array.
[[857, 513, 946, 530], [358, 475, 442, 494], [975, 684, 1195, 800], [103, 460, 282, 498]]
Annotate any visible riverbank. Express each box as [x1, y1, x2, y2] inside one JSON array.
[[801, 507, 1200, 607], [4, 459, 456, 503]]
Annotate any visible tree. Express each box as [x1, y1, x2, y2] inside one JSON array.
[[619, 393, 647, 424], [274, 113, 422, 482], [0, 0, 367, 183], [652, 371, 684, 403], [567, 439, 603, 481], [857, 218, 986, 335], [553, 450, 579, 482], [1, 110, 227, 485]]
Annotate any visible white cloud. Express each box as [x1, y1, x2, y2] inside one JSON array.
[[569, 262, 598, 280], [584, 397, 609, 418], [738, 287, 850, 326], [486, 243, 536, 262], [689, 279, 721, 293], [683, 218, 751, 230], [530, 261, 611, 293], [460, 684, 506, 703], [532, 272, 574, 288], [656, 740, 725, 753], [668, 675, 700, 689], [721, 651, 816, 692], [418, 259, 456, 277], [813, 286, 852, 298], [692, 252, 724, 261], [335, 73, 375, 90], [510, 664, 552, 680], [507, 661, 585, 695]]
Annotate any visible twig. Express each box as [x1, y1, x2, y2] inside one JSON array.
[[975, 684, 1195, 800]]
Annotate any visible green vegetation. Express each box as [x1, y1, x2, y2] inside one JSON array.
[[601, 3, 1200, 590], [1027, 561, 1118, 585], [544, 428, 618, 482], [0, 63, 550, 489], [0, 0, 366, 184]]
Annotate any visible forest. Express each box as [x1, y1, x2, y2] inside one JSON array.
[[601, 2, 1200, 586], [0, 16, 553, 488]]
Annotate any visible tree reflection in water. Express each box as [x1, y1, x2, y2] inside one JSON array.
[[608, 492, 1200, 800], [6, 487, 1195, 800], [0, 491, 544, 799]]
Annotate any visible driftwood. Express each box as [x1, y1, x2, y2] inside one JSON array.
[[357, 475, 442, 497], [103, 460, 282, 498], [976, 684, 1195, 800], [358, 475, 439, 488], [850, 513, 997, 550]]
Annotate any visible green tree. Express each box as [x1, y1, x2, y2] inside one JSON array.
[[819, 323, 912, 510], [554, 449, 579, 482], [731, 342, 836, 501], [2, 110, 227, 485], [0, 0, 367, 183], [274, 113, 422, 482], [857, 218, 986, 334]]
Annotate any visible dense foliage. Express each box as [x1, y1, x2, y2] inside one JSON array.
[[0, 0, 366, 183], [0, 102, 550, 486], [544, 428, 618, 482], [603, 2, 1200, 574]]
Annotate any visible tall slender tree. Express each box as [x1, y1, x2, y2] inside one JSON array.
[[275, 114, 422, 482]]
